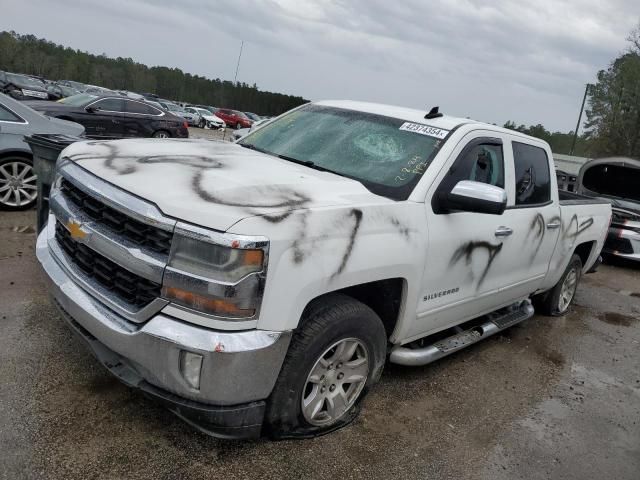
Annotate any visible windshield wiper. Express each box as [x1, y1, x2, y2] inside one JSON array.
[[241, 143, 336, 175], [238, 142, 268, 153], [276, 154, 331, 173]]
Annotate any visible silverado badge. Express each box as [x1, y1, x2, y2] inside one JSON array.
[[66, 220, 87, 240]]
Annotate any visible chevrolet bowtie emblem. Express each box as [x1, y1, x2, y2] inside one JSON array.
[[67, 220, 87, 240]]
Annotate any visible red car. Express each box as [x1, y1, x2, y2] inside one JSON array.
[[215, 108, 253, 129]]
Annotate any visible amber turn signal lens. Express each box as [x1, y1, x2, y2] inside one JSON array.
[[242, 249, 264, 267], [163, 286, 255, 318]]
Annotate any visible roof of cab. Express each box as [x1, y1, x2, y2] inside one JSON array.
[[314, 100, 476, 131]]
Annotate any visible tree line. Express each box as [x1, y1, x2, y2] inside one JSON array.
[[0, 31, 308, 116]]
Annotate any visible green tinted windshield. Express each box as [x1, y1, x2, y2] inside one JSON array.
[[239, 104, 449, 200], [58, 93, 98, 106]]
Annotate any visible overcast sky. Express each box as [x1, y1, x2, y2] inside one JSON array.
[[3, 0, 638, 131]]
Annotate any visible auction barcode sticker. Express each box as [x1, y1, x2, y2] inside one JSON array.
[[399, 122, 449, 139]]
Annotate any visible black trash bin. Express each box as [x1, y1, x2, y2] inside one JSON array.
[[24, 134, 83, 233]]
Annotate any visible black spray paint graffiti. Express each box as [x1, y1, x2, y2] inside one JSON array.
[[528, 213, 546, 261], [449, 241, 503, 288], [66, 141, 411, 278], [563, 214, 594, 242]]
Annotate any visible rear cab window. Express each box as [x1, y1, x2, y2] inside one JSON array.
[[511, 141, 551, 206]]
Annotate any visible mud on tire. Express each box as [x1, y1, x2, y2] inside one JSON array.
[[532, 254, 582, 316], [264, 293, 387, 439]]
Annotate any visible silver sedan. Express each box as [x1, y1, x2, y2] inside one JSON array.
[[0, 93, 84, 210]]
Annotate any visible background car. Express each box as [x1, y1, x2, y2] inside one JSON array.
[[0, 92, 84, 210], [185, 107, 225, 129], [244, 111, 262, 121], [159, 101, 200, 126], [214, 108, 253, 129], [26, 93, 188, 139], [58, 80, 87, 91], [231, 117, 271, 140], [143, 99, 165, 111], [45, 82, 81, 101], [0, 71, 49, 100]]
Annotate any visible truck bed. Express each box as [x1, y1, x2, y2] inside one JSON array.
[[558, 190, 612, 206]]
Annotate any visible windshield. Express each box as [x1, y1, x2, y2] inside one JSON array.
[[239, 104, 449, 200], [7, 73, 44, 89], [58, 93, 98, 106], [196, 108, 213, 116]]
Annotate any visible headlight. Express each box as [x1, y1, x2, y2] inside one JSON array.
[[162, 223, 268, 319]]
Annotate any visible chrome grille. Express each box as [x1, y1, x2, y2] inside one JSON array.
[[55, 221, 162, 308], [60, 178, 172, 255]]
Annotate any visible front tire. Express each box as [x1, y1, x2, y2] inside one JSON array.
[[235, 122, 242, 129], [265, 294, 386, 439], [532, 254, 582, 316]]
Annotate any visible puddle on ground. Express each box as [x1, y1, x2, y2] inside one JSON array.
[[598, 312, 638, 327]]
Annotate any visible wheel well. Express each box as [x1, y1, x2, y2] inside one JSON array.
[[574, 241, 596, 268], [0, 150, 32, 162], [310, 278, 405, 339]]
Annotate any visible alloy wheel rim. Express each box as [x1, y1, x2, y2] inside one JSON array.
[[558, 268, 578, 312], [301, 337, 369, 427], [0, 161, 37, 207]]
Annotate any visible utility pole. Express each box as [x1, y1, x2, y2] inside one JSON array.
[[234, 40, 244, 85], [570, 83, 590, 155]]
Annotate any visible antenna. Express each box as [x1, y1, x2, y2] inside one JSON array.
[[425, 106, 443, 119], [234, 40, 244, 84]]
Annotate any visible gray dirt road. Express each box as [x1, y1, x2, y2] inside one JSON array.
[[1, 209, 639, 480]]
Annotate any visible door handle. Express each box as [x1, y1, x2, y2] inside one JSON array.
[[546, 222, 561, 229], [494, 226, 513, 237]]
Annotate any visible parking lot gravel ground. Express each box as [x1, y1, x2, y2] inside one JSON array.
[[1, 207, 639, 479]]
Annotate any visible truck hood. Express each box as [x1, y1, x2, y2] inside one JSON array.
[[61, 138, 389, 231]]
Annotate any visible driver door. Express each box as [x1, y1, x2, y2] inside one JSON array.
[[410, 131, 521, 339]]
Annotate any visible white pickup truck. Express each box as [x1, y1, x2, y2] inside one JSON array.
[[36, 101, 611, 439]]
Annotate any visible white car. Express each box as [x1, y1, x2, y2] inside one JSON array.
[[37, 100, 611, 440], [232, 118, 271, 140], [186, 107, 225, 129]]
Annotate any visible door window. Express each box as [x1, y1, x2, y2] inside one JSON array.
[[0, 104, 24, 122], [126, 100, 161, 115], [438, 140, 504, 195], [512, 141, 551, 206], [93, 98, 125, 112]]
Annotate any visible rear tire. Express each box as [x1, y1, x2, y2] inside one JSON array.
[[532, 254, 582, 316], [265, 293, 386, 439], [152, 130, 170, 138], [235, 122, 242, 129]]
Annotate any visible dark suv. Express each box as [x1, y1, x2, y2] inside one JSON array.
[[26, 93, 188, 139], [214, 108, 253, 129]]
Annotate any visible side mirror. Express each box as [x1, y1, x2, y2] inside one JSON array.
[[439, 180, 507, 215], [85, 105, 98, 113]]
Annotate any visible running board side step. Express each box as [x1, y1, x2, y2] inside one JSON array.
[[389, 300, 535, 366]]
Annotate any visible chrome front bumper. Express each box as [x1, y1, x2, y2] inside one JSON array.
[[37, 226, 291, 415]]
